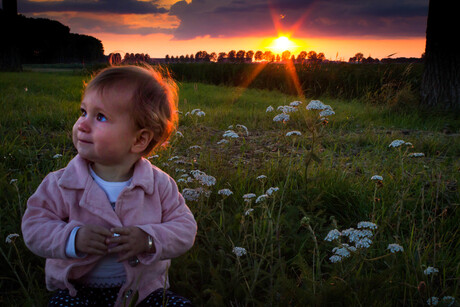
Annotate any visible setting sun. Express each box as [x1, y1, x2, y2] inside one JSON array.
[[265, 35, 303, 54]]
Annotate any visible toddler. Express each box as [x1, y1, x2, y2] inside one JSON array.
[[21, 65, 197, 307]]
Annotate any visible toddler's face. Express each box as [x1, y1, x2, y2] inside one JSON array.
[[72, 87, 140, 166]]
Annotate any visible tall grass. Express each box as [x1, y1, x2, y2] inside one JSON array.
[[166, 62, 424, 102], [1, 71, 459, 306]]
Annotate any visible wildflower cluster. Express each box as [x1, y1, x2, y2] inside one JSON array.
[[324, 221, 381, 263], [185, 108, 206, 117], [232, 246, 247, 257]]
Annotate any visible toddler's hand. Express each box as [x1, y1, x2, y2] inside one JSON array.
[[106, 226, 150, 262], [75, 225, 112, 255]]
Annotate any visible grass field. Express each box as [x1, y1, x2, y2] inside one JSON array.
[[0, 69, 459, 306]]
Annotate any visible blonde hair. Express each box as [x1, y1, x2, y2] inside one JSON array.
[[85, 65, 178, 155]]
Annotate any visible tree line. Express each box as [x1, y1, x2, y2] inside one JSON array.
[[0, 9, 104, 71], [108, 50, 422, 65]]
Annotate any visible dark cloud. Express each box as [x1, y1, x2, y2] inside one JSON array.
[[66, 16, 174, 35], [17, 0, 428, 39], [19, 0, 167, 14], [170, 0, 428, 40]]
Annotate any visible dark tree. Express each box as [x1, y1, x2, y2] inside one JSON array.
[[281, 50, 291, 61], [254, 51, 263, 61], [420, 0, 460, 109], [209, 52, 217, 62], [228, 50, 236, 61], [236, 50, 245, 62], [217, 52, 226, 62], [245, 50, 254, 62], [296, 51, 307, 64]]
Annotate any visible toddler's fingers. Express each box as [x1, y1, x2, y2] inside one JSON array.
[[110, 227, 131, 235], [91, 225, 113, 237]]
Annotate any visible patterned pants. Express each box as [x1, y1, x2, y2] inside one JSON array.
[[48, 287, 193, 307]]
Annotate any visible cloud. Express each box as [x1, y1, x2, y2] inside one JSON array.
[[19, 0, 167, 14], [18, 0, 428, 39], [169, 0, 428, 40]]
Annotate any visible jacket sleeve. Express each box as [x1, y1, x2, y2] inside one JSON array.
[[137, 175, 197, 264], [21, 173, 83, 260]]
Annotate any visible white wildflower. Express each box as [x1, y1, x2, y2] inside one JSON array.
[[147, 155, 159, 159], [408, 152, 425, 158], [175, 168, 187, 173], [329, 255, 343, 263], [24, 87, 28, 92], [388, 139, 406, 148], [184, 112, 190, 116], [223, 130, 239, 138], [266, 105, 274, 112], [256, 175, 267, 180], [218, 189, 233, 196], [217, 139, 229, 144], [442, 296, 455, 307], [243, 193, 256, 202], [371, 175, 383, 181], [176, 131, 184, 137], [228, 125, 234, 129], [5, 233, 19, 243], [9, 179, 18, 184], [273, 113, 290, 122], [188, 145, 202, 150], [286, 130, 302, 137], [357, 221, 378, 230], [332, 244, 356, 258], [387, 243, 404, 253], [191, 170, 216, 186], [244, 208, 254, 216], [255, 194, 268, 203], [306, 100, 327, 110], [289, 100, 302, 106], [195, 111, 205, 117], [266, 187, 279, 196], [191, 109, 202, 115], [427, 297, 439, 306], [277, 105, 297, 113], [53, 154, 63, 159], [324, 229, 341, 241], [232, 246, 247, 257], [354, 237, 373, 249], [168, 156, 180, 161], [405, 142, 413, 146], [424, 266, 439, 275], [182, 188, 201, 201], [177, 178, 187, 183], [236, 124, 249, 136], [319, 109, 335, 117]]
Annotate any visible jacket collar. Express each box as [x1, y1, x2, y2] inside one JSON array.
[[58, 155, 154, 195]]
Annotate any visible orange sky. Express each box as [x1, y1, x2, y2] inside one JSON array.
[[19, 0, 428, 60], [94, 33, 425, 60]]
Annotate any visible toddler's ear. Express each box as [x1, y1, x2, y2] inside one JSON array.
[[132, 129, 154, 154]]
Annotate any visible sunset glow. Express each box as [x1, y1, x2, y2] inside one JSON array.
[[17, 0, 427, 60], [268, 36, 297, 53]]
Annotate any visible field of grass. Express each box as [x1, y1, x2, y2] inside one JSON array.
[[0, 70, 459, 306]]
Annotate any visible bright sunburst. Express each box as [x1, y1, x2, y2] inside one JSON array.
[[268, 36, 296, 53]]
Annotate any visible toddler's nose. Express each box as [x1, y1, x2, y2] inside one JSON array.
[[77, 117, 90, 132]]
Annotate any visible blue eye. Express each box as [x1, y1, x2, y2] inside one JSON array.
[[80, 108, 87, 117], [97, 113, 107, 122]]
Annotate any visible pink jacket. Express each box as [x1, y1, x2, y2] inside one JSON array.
[[21, 155, 197, 306]]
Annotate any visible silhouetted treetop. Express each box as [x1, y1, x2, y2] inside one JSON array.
[[1, 9, 104, 68]]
